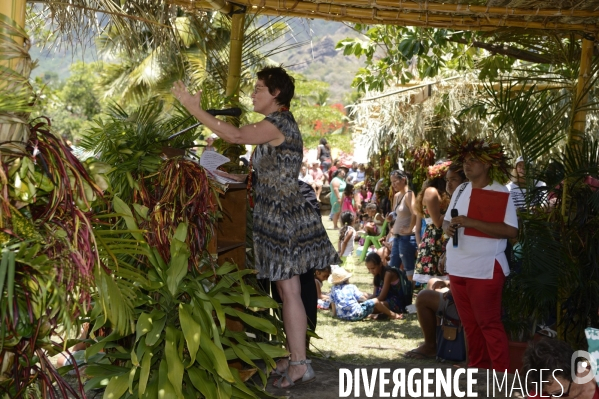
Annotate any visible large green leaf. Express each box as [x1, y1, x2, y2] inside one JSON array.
[[187, 367, 217, 399], [166, 223, 190, 296], [199, 333, 235, 382], [179, 303, 201, 366], [224, 307, 276, 335], [102, 373, 129, 399], [164, 326, 184, 398], [112, 196, 144, 241], [157, 358, 178, 399], [138, 347, 153, 398]]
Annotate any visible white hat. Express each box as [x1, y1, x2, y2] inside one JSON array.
[[331, 267, 352, 285], [515, 156, 524, 166], [311, 159, 320, 165]]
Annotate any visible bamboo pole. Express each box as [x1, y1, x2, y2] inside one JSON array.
[[557, 34, 595, 340], [225, 7, 245, 120], [0, 0, 30, 145], [0, 0, 26, 48], [569, 36, 594, 147]]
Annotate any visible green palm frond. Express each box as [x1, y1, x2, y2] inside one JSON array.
[[33, 0, 180, 59], [479, 80, 570, 163]]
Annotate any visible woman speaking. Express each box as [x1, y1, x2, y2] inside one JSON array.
[[172, 67, 340, 388]]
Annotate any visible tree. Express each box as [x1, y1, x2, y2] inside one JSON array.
[[291, 74, 347, 136], [32, 61, 105, 141], [336, 25, 585, 93]]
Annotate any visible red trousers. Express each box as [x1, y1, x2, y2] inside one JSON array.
[[449, 261, 509, 372]]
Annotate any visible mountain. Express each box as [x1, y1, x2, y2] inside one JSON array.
[[30, 18, 363, 102], [30, 44, 98, 81], [267, 19, 363, 103]]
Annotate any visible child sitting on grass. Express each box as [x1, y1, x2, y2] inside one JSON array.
[[329, 267, 402, 321], [315, 266, 331, 310], [363, 203, 384, 235], [365, 252, 405, 316]]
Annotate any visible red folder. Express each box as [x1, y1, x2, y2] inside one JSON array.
[[464, 188, 510, 238]]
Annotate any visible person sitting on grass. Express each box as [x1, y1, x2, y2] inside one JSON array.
[[329, 267, 403, 321], [363, 203, 385, 236], [364, 252, 405, 317], [315, 266, 331, 310]]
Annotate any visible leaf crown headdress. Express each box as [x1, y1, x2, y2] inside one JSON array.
[[446, 134, 511, 182]]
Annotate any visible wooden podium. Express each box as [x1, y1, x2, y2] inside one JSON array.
[[209, 182, 247, 269]]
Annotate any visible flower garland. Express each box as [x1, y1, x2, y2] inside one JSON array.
[[446, 134, 511, 182], [427, 161, 452, 179]]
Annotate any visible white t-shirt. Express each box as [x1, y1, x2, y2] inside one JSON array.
[[299, 172, 313, 185], [444, 182, 518, 279], [506, 181, 546, 210]]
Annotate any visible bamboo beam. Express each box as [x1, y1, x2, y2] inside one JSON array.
[[170, 0, 232, 14], [363, 0, 599, 18], [219, 0, 599, 32], [178, 0, 599, 20], [363, 80, 568, 102], [225, 6, 245, 118]]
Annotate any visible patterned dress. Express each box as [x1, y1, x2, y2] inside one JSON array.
[[252, 111, 341, 281], [413, 205, 448, 283]]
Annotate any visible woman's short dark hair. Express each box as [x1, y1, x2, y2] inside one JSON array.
[[320, 138, 328, 145], [522, 338, 575, 390], [256, 66, 295, 108]]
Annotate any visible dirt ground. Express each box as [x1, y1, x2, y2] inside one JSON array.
[[263, 358, 522, 398]]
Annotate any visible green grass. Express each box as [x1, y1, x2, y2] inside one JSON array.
[[310, 215, 438, 366]]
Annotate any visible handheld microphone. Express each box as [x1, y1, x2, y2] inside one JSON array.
[[451, 209, 459, 248], [205, 107, 242, 117]]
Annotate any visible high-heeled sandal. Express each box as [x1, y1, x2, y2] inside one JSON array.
[[273, 359, 315, 388]]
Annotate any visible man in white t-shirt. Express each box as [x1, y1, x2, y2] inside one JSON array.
[[443, 139, 518, 373], [506, 156, 546, 211]]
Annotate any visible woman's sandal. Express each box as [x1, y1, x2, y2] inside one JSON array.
[[268, 357, 289, 378], [273, 359, 315, 388]]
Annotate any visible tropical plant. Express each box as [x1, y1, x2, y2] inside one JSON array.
[[470, 71, 599, 346], [86, 196, 286, 398], [0, 117, 110, 398], [78, 99, 288, 397]]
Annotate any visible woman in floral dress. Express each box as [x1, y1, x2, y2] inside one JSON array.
[[413, 161, 452, 286]]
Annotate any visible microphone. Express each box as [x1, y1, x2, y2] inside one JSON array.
[[164, 108, 242, 141], [451, 209, 459, 248], [205, 108, 242, 117]]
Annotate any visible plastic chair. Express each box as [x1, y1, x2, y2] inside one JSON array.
[[359, 220, 388, 262]]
